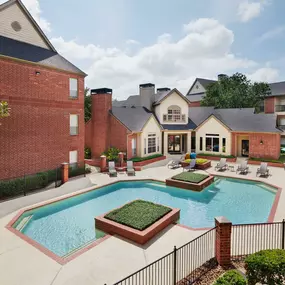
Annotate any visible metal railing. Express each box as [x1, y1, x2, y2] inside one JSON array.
[[275, 105, 285, 112], [112, 228, 216, 285], [231, 221, 285, 261]]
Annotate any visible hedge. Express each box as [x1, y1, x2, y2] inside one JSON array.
[[214, 270, 246, 285], [249, 155, 285, 163], [245, 249, 285, 285], [130, 154, 163, 162], [198, 153, 236, 158]]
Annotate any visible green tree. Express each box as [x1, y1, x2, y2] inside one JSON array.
[[84, 87, 91, 122], [0, 101, 10, 120], [201, 73, 271, 109]]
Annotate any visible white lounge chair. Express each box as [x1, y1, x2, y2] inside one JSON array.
[[215, 158, 228, 171], [108, 161, 117, 177], [127, 161, 135, 176], [236, 160, 249, 174], [256, 162, 269, 177], [183, 159, 196, 172]]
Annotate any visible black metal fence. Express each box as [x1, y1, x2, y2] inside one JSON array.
[[231, 220, 285, 261], [68, 161, 87, 179], [112, 227, 216, 285]]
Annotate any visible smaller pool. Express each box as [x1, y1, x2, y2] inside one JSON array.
[[12, 178, 277, 257]]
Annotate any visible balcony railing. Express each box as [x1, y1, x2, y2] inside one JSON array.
[[163, 114, 186, 123], [275, 105, 285, 112]]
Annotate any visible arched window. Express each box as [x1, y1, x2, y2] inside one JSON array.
[[167, 105, 181, 121]]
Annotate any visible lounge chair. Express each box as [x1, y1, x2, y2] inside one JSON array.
[[127, 161, 135, 176], [168, 155, 185, 169], [215, 158, 228, 171], [236, 160, 249, 174], [256, 162, 269, 177], [108, 161, 117, 177], [183, 159, 196, 172]]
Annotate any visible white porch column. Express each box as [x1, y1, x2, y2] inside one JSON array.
[[163, 132, 168, 155], [187, 132, 191, 153]]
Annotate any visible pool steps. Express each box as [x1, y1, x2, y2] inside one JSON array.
[[15, 215, 33, 232]]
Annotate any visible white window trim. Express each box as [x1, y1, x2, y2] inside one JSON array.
[[69, 78, 78, 99]]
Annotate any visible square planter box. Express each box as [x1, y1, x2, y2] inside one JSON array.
[[181, 161, 211, 170], [95, 207, 180, 245]]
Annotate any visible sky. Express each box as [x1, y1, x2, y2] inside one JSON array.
[[5, 0, 285, 99]]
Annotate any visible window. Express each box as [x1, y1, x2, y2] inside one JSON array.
[[144, 139, 146, 155], [69, 150, 78, 166], [157, 137, 160, 152], [70, 114, 79, 135], [206, 135, 220, 152], [148, 134, 156, 154], [163, 105, 185, 122], [131, 138, 137, 156], [222, 138, 226, 153], [200, 137, 203, 151], [69, 78, 78, 98]]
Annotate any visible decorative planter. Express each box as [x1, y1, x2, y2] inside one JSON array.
[[180, 161, 211, 170]]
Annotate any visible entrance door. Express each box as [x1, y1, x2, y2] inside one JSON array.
[[168, 135, 181, 153], [241, 140, 249, 157]]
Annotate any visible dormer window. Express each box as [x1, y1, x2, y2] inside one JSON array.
[[163, 105, 186, 122]]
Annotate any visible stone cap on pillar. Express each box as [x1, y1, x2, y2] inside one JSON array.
[[215, 216, 232, 224], [100, 155, 106, 158]]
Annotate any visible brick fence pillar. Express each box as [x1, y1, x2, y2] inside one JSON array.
[[61, 162, 69, 184], [118, 152, 124, 167], [100, 155, 107, 172], [215, 216, 232, 266]]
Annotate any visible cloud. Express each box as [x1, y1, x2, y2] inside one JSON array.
[[237, 1, 269, 22], [52, 18, 262, 99], [256, 26, 285, 43], [126, 39, 140, 45], [248, 67, 279, 82], [0, 0, 51, 33]]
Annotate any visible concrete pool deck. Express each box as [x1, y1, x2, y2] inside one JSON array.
[[0, 160, 285, 285]]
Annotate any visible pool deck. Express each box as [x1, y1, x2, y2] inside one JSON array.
[[0, 160, 285, 285]]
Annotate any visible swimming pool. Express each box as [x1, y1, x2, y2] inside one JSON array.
[[12, 178, 277, 257]]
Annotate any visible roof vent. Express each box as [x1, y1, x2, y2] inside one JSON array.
[[139, 83, 155, 88], [11, 21, 22, 32]]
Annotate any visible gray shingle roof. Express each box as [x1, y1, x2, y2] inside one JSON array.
[[110, 107, 153, 132], [269, 81, 285, 97], [161, 119, 196, 130], [153, 88, 190, 105], [0, 35, 86, 76], [186, 93, 205, 102], [189, 107, 280, 133], [112, 95, 141, 107], [197, 78, 217, 88]]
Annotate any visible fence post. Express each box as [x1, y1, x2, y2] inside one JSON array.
[[173, 246, 177, 285], [61, 162, 69, 184], [282, 219, 285, 249], [215, 216, 232, 266]]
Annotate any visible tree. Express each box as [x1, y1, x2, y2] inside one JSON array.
[[200, 73, 271, 109], [0, 101, 10, 120], [84, 87, 91, 122]]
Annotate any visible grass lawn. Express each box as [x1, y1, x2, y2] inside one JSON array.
[[105, 200, 172, 231], [172, 172, 209, 183]]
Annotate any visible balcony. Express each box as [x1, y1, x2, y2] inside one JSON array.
[[163, 114, 186, 123], [275, 105, 285, 112]]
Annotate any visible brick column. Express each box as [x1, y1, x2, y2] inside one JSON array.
[[61, 163, 69, 184], [215, 216, 232, 266], [100, 155, 107, 172], [118, 152, 124, 167]]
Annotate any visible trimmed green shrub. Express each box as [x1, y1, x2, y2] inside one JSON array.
[[0, 177, 25, 198], [130, 154, 163, 162], [198, 153, 235, 158], [85, 147, 91, 159], [214, 270, 246, 285], [103, 147, 121, 161], [172, 172, 209, 183], [245, 249, 285, 285], [249, 156, 285, 163]]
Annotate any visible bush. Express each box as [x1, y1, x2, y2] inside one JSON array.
[[214, 270, 246, 285], [245, 249, 285, 285], [130, 154, 163, 162], [198, 153, 235, 158], [85, 147, 91, 159], [103, 147, 121, 161]]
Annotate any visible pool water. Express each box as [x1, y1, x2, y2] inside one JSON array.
[[14, 178, 276, 257]]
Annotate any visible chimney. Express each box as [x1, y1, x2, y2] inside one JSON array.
[[218, 74, 227, 81], [157, 87, 171, 93], [139, 83, 155, 110], [90, 88, 112, 158]]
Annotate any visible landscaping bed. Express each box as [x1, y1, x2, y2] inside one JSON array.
[[95, 200, 180, 244], [130, 154, 166, 166], [197, 154, 236, 163], [166, 172, 214, 191], [248, 155, 285, 168], [181, 158, 211, 170]]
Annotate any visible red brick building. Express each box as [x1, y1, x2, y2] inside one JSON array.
[[0, 0, 86, 179]]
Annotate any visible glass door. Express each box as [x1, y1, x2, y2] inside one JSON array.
[[168, 135, 181, 153], [241, 140, 249, 157]]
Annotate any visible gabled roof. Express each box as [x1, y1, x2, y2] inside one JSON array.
[[187, 78, 217, 96], [112, 95, 140, 107], [186, 93, 204, 102], [189, 107, 281, 133], [110, 107, 154, 132], [269, 81, 285, 97], [0, 35, 86, 75], [153, 88, 190, 105], [0, 0, 56, 52]]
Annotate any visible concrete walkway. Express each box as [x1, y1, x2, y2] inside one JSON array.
[[0, 161, 285, 285]]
